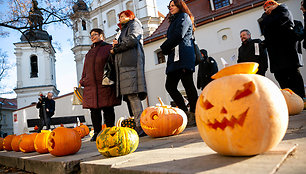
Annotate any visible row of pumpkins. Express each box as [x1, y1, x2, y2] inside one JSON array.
[[0, 124, 89, 156], [1, 63, 305, 158]]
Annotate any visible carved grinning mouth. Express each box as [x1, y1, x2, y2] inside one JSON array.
[[206, 108, 249, 130]]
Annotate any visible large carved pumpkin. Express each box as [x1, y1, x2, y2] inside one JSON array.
[[11, 134, 26, 152], [3, 135, 15, 151], [281, 88, 304, 116], [96, 126, 139, 157], [140, 97, 187, 137], [196, 63, 288, 156], [34, 130, 51, 154], [19, 133, 38, 153], [47, 127, 82, 156], [0, 137, 4, 151]]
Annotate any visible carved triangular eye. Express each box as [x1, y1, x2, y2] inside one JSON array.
[[201, 99, 214, 110], [232, 81, 256, 101]]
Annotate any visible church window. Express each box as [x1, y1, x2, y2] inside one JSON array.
[[82, 20, 87, 30], [126, 1, 133, 11], [156, 50, 166, 64], [30, 55, 38, 78], [210, 0, 232, 10], [107, 10, 116, 27]]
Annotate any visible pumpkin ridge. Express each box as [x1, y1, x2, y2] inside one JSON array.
[[206, 108, 249, 130]]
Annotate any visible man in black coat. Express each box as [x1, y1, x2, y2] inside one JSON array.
[[259, 0, 305, 98], [238, 29, 268, 76], [36, 92, 55, 132], [197, 49, 218, 90]]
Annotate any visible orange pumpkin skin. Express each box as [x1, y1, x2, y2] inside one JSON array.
[[281, 89, 304, 116], [34, 130, 51, 154], [0, 137, 4, 151], [73, 126, 86, 138], [47, 127, 82, 156], [3, 135, 16, 151], [19, 133, 38, 153], [80, 124, 90, 136], [196, 74, 288, 156], [140, 98, 187, 137], [11, 134, 26, 152]]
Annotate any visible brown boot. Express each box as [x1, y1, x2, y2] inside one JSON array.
[[185, 111, 196, 127]]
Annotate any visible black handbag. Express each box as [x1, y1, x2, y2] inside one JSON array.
[[193, 36, 204, 66], [102, 55, 116, 86]]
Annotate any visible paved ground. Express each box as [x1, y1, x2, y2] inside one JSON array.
[[0, 110, 305, 174]]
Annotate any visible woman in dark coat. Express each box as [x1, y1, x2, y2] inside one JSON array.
[[160, 0, 198, 126], [110, 10, 147, 136], [80, 28, 121, 141], [260, 0, 305, 98]]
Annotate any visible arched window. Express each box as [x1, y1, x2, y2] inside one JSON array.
[[82, 20, 87, 30], [30, 55, 38, 78], [107, 10, 116, 27], [126, 1, 133, 11]]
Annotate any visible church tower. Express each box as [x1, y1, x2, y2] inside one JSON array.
[[13, 0, 59, 109]]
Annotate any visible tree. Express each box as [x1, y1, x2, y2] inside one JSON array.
[[0, 0, 90, 42], [0, 48, 14, 95]]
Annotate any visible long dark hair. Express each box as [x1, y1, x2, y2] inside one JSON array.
[[168, 0, 195, 31]]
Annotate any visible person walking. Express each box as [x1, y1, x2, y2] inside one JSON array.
[[36, 92, 55, 133], [238, 29, 268, 76], [80, 28, 121, 141], [110, 10, 147, 137], [259, 0, 305, 98], [160, 0, 198, 127], [197, 49, 218, 90]]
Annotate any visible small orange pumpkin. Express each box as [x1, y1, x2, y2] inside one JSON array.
[[11, 134, 26, 152], [196, 63, 288, 156], [80, 123, 90, 136], [3, 135, 16, 151], [0, 137, 4, 151], [34, 125, 39, 130], [140, 97, 187, 137], [281, 88, 304, 116], [34, 130, 51, 154], [73, 126, 86, 138], [47, 127, 82, 156], [19, 133, 38, 153]]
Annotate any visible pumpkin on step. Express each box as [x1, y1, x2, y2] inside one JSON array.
[[19, 133, 38, 153], [34, 130, 51, 154], [196, 63, 288, 156], [80, 123, 90, 136], [140, 97, 187, 138], [281, 88, 304, 116], [73, 126, 86, 138], [96, 126, 139, 157], [0, 137, 4, 151], [47, 127, 82, 156], [3, 135, 16, 151], [11, 134, 26, 152]]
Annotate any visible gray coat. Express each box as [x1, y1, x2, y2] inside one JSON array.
[[113, 19, 147, 100]]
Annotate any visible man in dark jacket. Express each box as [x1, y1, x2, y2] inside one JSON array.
[[238, 29, 268, 76], [197, 49, 218, 90], [36, 92, 55, 132], [259, 0, 305, 98]]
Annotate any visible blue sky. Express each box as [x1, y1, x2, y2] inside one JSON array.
[[0, 0, 170, 99]]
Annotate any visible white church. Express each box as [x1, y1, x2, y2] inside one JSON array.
[[12, 0, 305, 134]]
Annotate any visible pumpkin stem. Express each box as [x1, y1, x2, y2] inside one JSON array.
[[157, 97, 164, 106]]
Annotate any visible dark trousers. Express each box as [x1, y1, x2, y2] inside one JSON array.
[[274, 68, 305, 98], [166, 69, 198, 113], [38, 116, 50, 133], [90, 106, 115, 135]]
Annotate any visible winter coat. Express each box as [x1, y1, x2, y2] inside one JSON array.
[[79, 41, 121, 109], [36, 98, 55, 118], [197, 56, 218, 90], [113, 19, 147, 100], [160, 12, 195, 74], [238, 38, 268, 74], [259, 4, 301, 73]]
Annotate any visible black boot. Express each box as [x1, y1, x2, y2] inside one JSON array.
[[90, 133, 98, 142], [185, 111, 196, 127]]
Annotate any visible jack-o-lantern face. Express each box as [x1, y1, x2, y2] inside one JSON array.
[[96, 126, 139, 157], [140, 98, 187, 138], [196, 74, 288, 156]]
